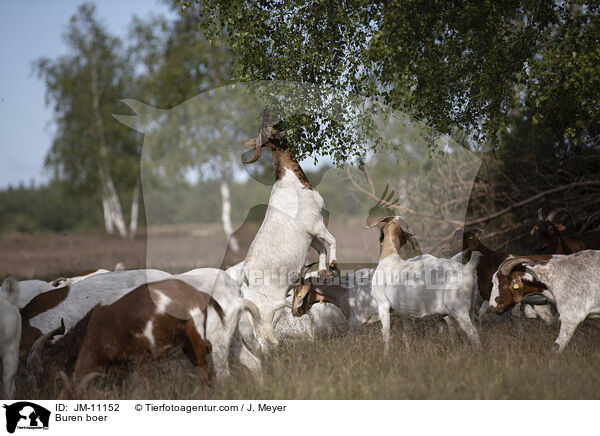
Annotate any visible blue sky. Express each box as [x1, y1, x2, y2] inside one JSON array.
[[0, 0, 176, 188]]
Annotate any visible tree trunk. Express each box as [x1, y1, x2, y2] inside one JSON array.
[[102, 195, 115, 234], [219, 175, 239, 252], [129, 180, 140, 239], [89, 37, 127, 238]]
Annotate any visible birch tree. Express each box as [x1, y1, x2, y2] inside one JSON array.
[[128, 6, 241, 250], [34, 3, 140, 238]]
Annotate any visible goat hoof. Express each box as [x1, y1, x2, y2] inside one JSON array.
[[318, 269, 330, 279]]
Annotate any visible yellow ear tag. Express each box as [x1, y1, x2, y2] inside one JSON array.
[[512, 283, 520, 290], [298, 292, 302, 297]]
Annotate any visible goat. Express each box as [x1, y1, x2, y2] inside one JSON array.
[[239, 111, 338, 344], [438, 227, 555, 324], [367, 216, 482, 352], [0, 278, 21, 399], [49, 268, 111, 288], [14, 269, 111, 310], [292, 268, 380, 327], [28, 268, 270, 389], [176, 268, 271, 378], [489, 250, 600, 351], [531, 208, 600, 254], [228, 261, 345, 340], [273, 298, 346, 340], [20, 269, 171, 358], [53, 279, 223, 397]]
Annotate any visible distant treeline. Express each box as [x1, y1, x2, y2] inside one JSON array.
[[0, 166, 354, 233]]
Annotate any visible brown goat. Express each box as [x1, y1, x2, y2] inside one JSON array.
[[38, 279, 224, 397], [531, 208, 600, 254]]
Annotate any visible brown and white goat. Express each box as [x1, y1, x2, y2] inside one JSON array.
[[368, 216, 482, 352], [64, 279, 223, 395], [531, 208, 600, 254], [239, 111, 338, 345], [292, 268, 379, 327], [19, 269, 171, 359], [489, 251, 600, 351], [438, 227, 555, 323]]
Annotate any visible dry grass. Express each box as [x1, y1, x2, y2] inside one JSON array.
[[4, 227, 599, 400], [27, 318, 600, 400]]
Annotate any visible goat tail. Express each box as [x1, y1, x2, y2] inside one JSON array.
[[1, 276, 19, 306], [209, 297, 225, 323], [241, 299, 279, 351], [242, 298, 262, 323]]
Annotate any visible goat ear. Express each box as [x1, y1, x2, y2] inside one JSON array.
[[530, 225, 538, 236], [365, 215, 394, 228], [407, 234, 418, 251], [555, 223, 566, 231]]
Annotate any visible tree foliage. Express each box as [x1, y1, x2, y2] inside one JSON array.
[[34, 3, 140, 197], [194, 0, 599, 160]]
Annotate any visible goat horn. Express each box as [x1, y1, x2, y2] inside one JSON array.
[[538, 208, 544, 221], [242, 138, 257, 149], [523, 265, 542, 283], [242, 141, 263, 164], [520, 292, 551, 306], [299, 261, 319, 281], [498, 257, 536, 276], [27, 319, 66, 383], [76, 372, 105, 397], [55, 371, 74, 400], [365, 215, 394, 228]]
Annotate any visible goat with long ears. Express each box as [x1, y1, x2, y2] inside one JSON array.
[[489, 250, 600, 352], [531, 207, 600, 254], [364, 189, 481, 352], [239, 109, 338, 349]]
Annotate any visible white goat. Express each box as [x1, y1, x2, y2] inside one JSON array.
[[368, 216, 481, 351], [177, 268, 273, 378], [0, 278, 21, 399], [489, 250, 600, 352], [16, 269, 111, 309], [239, 118, 337, 345]]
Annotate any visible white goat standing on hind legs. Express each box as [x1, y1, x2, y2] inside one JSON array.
[[367, 213, 481, 353], [240, 110, 338, 350], [1, 277, 21, 399]]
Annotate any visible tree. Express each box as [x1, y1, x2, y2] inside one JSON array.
[[193, 0, 599, 159], [127, 3, 243, 250], [34, 3, 140, 238]]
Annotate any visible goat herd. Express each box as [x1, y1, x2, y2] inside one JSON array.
[[1, 123, 600, 400]]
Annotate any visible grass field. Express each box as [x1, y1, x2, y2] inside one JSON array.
[[3, 226, 599, 400]]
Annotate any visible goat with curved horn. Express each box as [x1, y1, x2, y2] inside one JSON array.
[[498, 257, 541, 283], [242, 140, 264, 164], [27, 319, 66, 392], [56, 371, 105, 400]]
